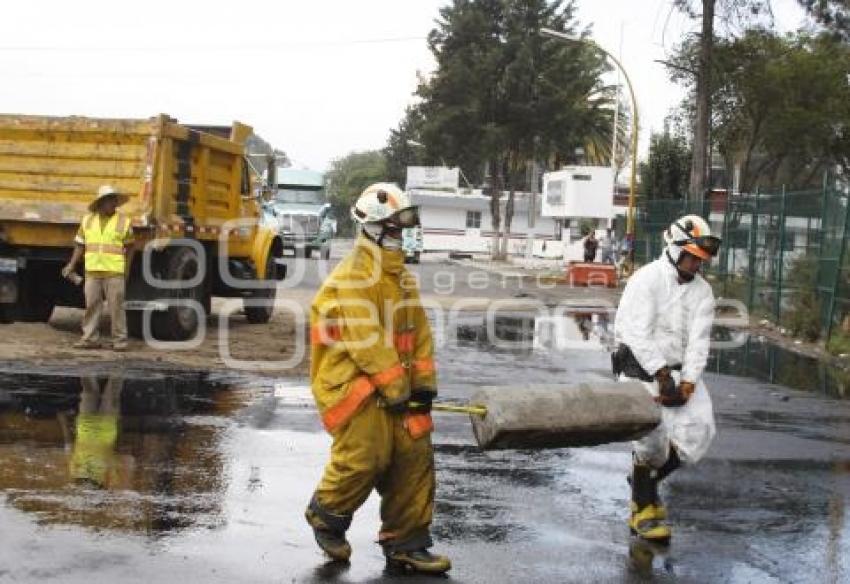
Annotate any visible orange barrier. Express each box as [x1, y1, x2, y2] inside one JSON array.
[[564, 262, 617, 287]]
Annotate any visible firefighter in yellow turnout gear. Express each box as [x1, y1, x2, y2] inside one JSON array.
[[306, 183, 451, 574]]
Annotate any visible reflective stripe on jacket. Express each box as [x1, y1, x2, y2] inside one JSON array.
[[78, 213, 132, 274], [310, 236, 437, 433]]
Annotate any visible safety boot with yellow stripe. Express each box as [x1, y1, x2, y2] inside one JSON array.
[[629, 463, 672, 544]]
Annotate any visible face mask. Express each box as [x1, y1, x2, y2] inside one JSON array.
[[363, 223, 402, 250]]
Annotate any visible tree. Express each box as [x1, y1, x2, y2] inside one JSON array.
[[798, 0, 850, 40], [670, 29, 850, 191], [411, 0, 615, 258], [672, 0, 849, 200], [384, 107, 428, 187], [640, 126, 693, 200], [325, 150, 387, 237]]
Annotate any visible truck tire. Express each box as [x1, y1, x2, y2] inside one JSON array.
[[19, 293, 55, 322], [0, 303, 14, 324], [321, 246, 331, 260], [19, 267, 57, 322], [151, 247, 204, 341], [127, 310, 143, 338], [244, 254, 277, 324]]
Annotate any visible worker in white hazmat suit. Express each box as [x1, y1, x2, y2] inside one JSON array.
[[613, 214, 721, 544]]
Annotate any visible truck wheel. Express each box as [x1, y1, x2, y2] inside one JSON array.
[[19, 268, 56, 322], [244, 254, 277, 324], [151, 247, 203, 341], [127, 311, 143, 338], [19, 294, 55, 322], [413, 251, 421, 264], [0, 303, 14, 324], [322, 246, 331, 260]]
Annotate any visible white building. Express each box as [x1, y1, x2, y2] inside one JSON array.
[[407, 165, 621, 260], [409, 188, 565, 257]]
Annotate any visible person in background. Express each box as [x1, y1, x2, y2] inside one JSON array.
[[583, 230, 599, 263], [599, 229, 616, 264], [62, 185, 133, 351]]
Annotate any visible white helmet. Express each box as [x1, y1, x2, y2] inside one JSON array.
[[351, 183, 419, 227], [663, 214, 721, 262]]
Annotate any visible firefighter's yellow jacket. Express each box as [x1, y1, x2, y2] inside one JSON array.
[[310, 237, 436, 434]]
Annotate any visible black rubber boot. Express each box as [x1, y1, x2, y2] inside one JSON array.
[[385, 549, 452, 575], [305, 508, 351, 562], [629, 463, 671, 544], [654, 448, 681, 483]]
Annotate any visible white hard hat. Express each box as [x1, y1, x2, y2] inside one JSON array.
[[351, 183, 419, 227], [89, 184, 129, 212], [663, 214, 720, 261]]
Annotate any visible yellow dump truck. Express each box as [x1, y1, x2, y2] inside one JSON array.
[[0, 114, 285, 340]]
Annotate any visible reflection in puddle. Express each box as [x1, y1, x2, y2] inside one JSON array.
[[0, 370, 242, 536], [709, 334, 850, 399], [444, 311, 850, 399], [449, 310, 615, 354]]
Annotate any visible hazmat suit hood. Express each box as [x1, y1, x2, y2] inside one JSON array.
[[663, 244, 698, 283]]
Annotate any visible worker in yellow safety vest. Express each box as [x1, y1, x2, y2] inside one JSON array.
[[305, 183, 451, 575], [62, 185, 133, 351]]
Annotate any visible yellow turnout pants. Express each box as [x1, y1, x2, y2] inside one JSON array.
[[308, 395, 435, 552]]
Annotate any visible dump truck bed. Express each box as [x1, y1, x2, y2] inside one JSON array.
[[0, 114, 253, 248]]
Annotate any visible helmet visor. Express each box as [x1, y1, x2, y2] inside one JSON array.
[[386, 206, 420, 228], [675, 235, 721, 257]]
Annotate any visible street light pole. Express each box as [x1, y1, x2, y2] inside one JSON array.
[[540, 27, 640, 274]]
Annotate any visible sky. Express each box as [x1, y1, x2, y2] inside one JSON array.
[[0, 0, 810, 173]]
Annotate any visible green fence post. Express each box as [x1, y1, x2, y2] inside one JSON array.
[[816, 172, 830, 283], [825, 187, 850, 344], [774, 185, 787, 321], [748, 188, 760, 313], [721, 193, 731, 297]]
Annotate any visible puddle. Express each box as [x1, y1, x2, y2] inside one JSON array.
[[442, 309, 615, 354], [0, 369, 249, 536], [708, 334, 850, 399], [437, 310, 850, 399]]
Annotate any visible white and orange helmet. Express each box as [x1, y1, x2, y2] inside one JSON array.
[[663, 214, 721, 261], [351, 183, 419, 227]]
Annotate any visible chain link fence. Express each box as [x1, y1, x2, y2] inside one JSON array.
[[633, 176, 850, 351]]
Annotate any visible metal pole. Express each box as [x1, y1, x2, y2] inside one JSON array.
[[825, 181, 848, 343], [748, 188, 760, 313], [427, 403, 488, 417], [774, 185, 787, 320], [721, 191, 731, 297], [541, 28, 639, 274]]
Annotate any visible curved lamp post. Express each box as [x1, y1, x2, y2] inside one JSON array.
[[540, 27, 639, 273]]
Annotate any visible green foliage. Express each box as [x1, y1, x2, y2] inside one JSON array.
[[785, 254, 822, 341], [827, 330, 850, 355], [409, 0, 614, 189], [640, 128, 692, 200], [384, 108, 428, 187], [798, 0, 850, 41], [325, 151, 387, 237], [670, 29, 850, 191]]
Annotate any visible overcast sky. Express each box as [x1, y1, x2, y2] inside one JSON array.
[[0, 1, 809, 173]]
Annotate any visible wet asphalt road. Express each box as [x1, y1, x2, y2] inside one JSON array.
[[1, 258, 849, 583]]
